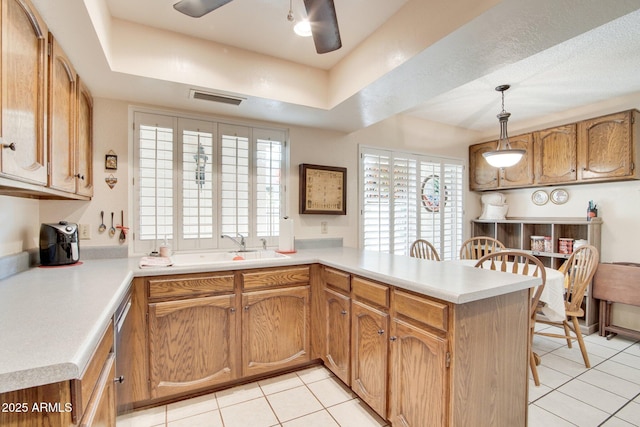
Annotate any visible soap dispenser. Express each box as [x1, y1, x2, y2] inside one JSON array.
[[159, 237, 171, 258]]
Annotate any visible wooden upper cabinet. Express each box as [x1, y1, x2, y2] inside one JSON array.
[[48, 33, 77, 193], [469, 141, 499, 191], [0, 0, 48, 185], [499, 133, 534, 188], [76, 78, 93, 197], [578, 110, 638, 181], [469, 134, 534, 190], [470, 109, 640, 191], [534, 124, 577, 184]]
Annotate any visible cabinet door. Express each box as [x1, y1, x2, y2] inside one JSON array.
[[48, 33, 77, 193], [242, 286, 310, 377], [389, 319, 448, 427], [351, 300, 389, 418], [323, 287, 351, 385], [534, 124, 577, 184], [578, 111, 635, 181], [499, 133, 534, 188], [468, 141, 499, 191], [148, 294, 238, 398], [0, 0, 48, 184], [76, 78, 93, 197], [79, 354, 116, 427]]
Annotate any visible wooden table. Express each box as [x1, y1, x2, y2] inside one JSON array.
[[593, 262, 640, 340]]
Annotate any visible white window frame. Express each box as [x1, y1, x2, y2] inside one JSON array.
[[359, 145, 464, 260], [131, 109, 288, 255]]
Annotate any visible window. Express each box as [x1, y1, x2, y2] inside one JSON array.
[[360, 146, 464, 260], [133, 111, 286, 254]]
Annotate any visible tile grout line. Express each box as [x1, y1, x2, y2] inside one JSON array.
[[597, 390, 640, 427], [529, 338, 639, 405]]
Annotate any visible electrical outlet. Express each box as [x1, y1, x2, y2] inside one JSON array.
[[79, 224, 91, 240], [321, 221, 328, 234]]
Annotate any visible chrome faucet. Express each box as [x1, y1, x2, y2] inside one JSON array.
[[221, 233, 246, 251]]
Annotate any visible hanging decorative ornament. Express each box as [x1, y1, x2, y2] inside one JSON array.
[[105, 174, 118, 189]]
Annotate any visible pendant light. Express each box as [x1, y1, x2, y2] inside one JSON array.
[[482, 84, 525, 168]]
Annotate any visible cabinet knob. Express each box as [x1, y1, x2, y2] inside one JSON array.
[[377, 329, 385, 335], [390, 336, 397, 342], [75, 174, 85, 180], [340, 310, 347, 315], [114, 375, 125, 384], [244, 306, 250, 311], [2, 142, 16, 151], [230, 308, 236, 313]]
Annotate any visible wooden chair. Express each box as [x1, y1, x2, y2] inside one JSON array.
[[475, 250, 546, 386], [535, 244, 599, 368], [459, 236, 506, 260], [409, 239, 440, 261]]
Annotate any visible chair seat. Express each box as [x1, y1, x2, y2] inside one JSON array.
[[566, 308, 584, 317]]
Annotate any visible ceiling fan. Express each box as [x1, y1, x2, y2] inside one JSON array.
[[173, 0, 342, 54]]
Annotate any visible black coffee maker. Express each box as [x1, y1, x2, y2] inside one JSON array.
[[40, 221, 80, 266]]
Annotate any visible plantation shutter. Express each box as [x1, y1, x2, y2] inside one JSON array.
[[134, 112, 176, 254], [360, 146, 464, 259]]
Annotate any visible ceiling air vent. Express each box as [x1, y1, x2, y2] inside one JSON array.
[[190, 89, 244, 106]]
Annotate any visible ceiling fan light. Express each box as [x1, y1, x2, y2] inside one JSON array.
[[483, 149, 525, 168], [294, 20, 312, 37]]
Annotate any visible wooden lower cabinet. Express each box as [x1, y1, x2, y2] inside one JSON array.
[[0, 323, 116, 427], [242, 286, 310, 377], [148, 294, 238, 398], [351, 299, 389, 418], [389, 318, 448, 427], [78, 354, 116, 427], [323, 287, 351, 385]]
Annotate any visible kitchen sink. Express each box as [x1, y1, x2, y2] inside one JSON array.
[[170, 250, 289, 267]]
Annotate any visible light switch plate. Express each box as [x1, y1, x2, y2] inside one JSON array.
[[79, 224, 91, 240]]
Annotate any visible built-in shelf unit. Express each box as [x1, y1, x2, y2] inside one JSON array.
[[471, 217, 602, 334]]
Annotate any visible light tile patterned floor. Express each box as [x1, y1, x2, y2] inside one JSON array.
[[118, 327, 640, 427]]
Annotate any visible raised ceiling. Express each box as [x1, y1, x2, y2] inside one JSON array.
[[30, 0, 640, 134]]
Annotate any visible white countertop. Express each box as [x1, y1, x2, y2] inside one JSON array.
[[0, 247, 539, 393]]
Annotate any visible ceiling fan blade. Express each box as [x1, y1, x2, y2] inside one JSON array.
[[303, 0, 342, 54], [173, 0, 233, 18]]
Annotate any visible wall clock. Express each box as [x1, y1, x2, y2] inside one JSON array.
[[550, 188, 569, 205]]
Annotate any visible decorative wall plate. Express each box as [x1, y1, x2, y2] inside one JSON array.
[[532, 190, 549, 206], [550, 188, 569, 205]]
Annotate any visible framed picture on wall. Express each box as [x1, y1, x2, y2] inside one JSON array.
[[105, 153, 118, 170], [299, 163, 347, 215]]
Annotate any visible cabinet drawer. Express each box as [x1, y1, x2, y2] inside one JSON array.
[[351, 277, 389, 308], [148, 272, 234, 300], [72, 321, 114, 423], [393, 290, 448, 332], [242, 266, 310, 290], [322, 267, 350, 293]]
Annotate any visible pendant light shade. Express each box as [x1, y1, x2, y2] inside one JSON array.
[[482, 85, 525, 168]]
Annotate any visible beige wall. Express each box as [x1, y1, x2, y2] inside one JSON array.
[[4, 93, 640, 330], [2, 94, 639, 261], [1, 93, 638, 261]]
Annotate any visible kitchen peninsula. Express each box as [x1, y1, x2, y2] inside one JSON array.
[[0, 247, 539, 426]]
